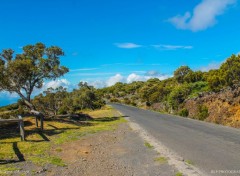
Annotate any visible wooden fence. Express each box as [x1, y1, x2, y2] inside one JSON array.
[[0, 116, 25, 141], [0, 112, 44, 141]]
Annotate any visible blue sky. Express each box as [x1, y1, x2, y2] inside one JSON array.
[[0, 0, 240, 106]]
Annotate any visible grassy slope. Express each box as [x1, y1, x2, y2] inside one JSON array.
[[0, 106, 126, 175]]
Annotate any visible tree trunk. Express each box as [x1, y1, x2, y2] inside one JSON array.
[[17, 91, 44, 130], [23, 99, 36, 110]]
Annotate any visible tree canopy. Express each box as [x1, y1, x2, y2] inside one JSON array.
[[0, 43, 69, 110]]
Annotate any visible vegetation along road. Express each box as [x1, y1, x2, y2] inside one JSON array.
[[111, 103, 240, 176]]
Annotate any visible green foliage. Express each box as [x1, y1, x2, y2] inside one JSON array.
[[32, 86, 68, 116], [179, 108, 189, 117], [144, 142, 154, 149], [32, 82, 105, 116], [197, 105, 209, 120], [154, 157, 168, 164], [187, 81, 209, 98], [0, 43, 68, 110], [174, 66, 192, 83], [110, 97, 120, 103], [175, 172, 183, 176], [168, 85, 191, 110], [0, 103, 18, 112], [184, 71, 204, 83], [220, 54, 240, 87], [123, 97, 131, 104], [206, 69, 225, 92]]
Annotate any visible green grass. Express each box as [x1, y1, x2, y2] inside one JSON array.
[[0, 106, 126, 170], [175, 172, 183, 176], [29, 155, 66, 166], [144, 142, 154, 149], [0, 165, 19, 176], [185, 159, 194, 165], [55, 148, 62, 152], [154, 157, 168, 164]]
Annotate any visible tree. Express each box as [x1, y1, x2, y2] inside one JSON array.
[[220, 54, 240, 87], [207, 69, 225, 92], [0, 43, 69, 110], [71, 82, 105, 111], [174, 66, 192, 83], [168, 85, 191, 111], [184, 71, 204, 83], [32, 86, 68, 116]]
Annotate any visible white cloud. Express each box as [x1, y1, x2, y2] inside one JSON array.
[[168, 0, 236, 31], [32, 79, 72, 96], [127, 73, 143, 83], [43, 79, 70, 90], [152, 44, 193, 50], [88, 71, 172, 88], [114, 43, 142, 49], [106, 74, 125, 86], [88, 80, 107, 88], [145, 70, 161, 76], [0, 91, 19, 99]]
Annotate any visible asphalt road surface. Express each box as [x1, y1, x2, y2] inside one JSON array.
[[110, 103, 240, 175]]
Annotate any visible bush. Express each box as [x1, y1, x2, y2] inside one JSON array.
[[179, 108, 189, 117], [110, 98, 120, 103], [130, 101, 137, 106], [197, 105, 209, 120], [168, 85, 191, 110], [123, 98, 131, 104], [58, 107, 68, 115], [146, 101, 151, 107]]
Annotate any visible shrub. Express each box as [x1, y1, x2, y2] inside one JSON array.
[[197, 105, 209, 120], [146, 101, 151, 107], [123, 97, 131, 104], [179, 108, 189, 117], [110, 98, 120, 103], [130, 101, 137, 106]]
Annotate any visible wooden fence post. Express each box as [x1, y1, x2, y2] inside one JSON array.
[[40, 116, 44, 131], [31, 110, 44, 131], [18, 115, 25, 141], [35, 116, 38, 127]]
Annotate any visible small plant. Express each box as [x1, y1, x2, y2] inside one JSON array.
[[55, 148, 62, 152], [185, 159, 194, 165], [197, 105, 209, 120], [144, 142, 154, 149], [179, 108, 189, 117], [154, 157, 167, 164], [175, 172, 183, 176], [123, 97, 131, 104], [110, 98, 120, 103]]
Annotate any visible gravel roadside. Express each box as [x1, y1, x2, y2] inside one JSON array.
[[48, 123, 178, 176]]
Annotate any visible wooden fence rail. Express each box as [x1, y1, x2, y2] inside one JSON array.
[[0, 115, 25, 141]]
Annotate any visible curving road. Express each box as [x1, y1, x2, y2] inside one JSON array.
[[110, 103, 240, 176]]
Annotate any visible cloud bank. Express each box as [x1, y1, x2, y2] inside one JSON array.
[[89, 71, 172, 88]]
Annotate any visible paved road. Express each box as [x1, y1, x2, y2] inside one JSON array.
[[110, 103, 240, 175]]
